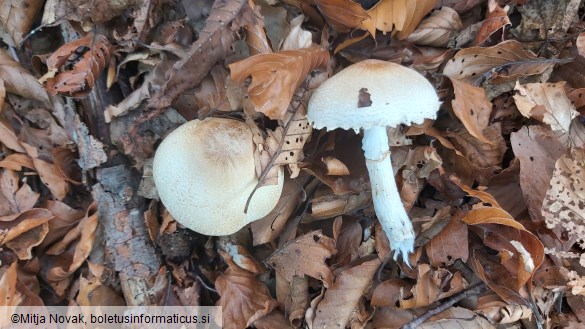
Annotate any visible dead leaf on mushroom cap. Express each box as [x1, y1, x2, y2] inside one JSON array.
[[229, 46, 330, 120]]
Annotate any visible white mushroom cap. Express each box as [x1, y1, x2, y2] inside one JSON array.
[[307, 59, 440, 131], [153, 118, 284, 236]]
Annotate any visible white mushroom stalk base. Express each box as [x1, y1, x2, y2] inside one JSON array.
[[362, 126, 415, 263]]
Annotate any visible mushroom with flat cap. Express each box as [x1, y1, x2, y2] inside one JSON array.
[[153, 117, 284, 236], [307, 59, 440, 263]]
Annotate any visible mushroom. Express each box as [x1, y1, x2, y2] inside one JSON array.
[[307, 59, 440, 262], [153, 117, 284, 236]]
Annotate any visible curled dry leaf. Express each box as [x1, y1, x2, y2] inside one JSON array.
[[281, 15, 312, 51], [371, 278, 413, 307], [407, 6, 462, 47], [266, 230, 337, 287], [367, 0, 436, 38], [443, 40, 565, 85], [215, 262, 278, 329], [450, 78, 493, 144], [542, 148, 585, 247], [400, 264, 468, 309], [513, 81, 579, 135], [229, 46, 330, 120], [0, 49, 49, 105], [0, 208, 52, 260], [41, 33, 113, 98], [0, 263, 22, 327], [313, 0, 375, 36], [472, 0, 511, 46], [41, 202, 98, 296], [0, 169, 39, 216], [313, 257, 381, 329]]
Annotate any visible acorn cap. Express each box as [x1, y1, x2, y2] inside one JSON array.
[[153, 117, 284, 236], [307, 59, 440, 131]]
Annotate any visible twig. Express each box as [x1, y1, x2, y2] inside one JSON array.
[[401, 282, 487, 329]]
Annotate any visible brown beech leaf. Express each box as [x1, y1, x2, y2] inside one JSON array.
[[513, 81, 579, 135], [367, 0, 436, 38], [229, 46, 330, 120], [42, 202, 98, 295], [0, 169, 39, 216], [407, 6, 462, 47], [41, 33, 113, 98], [0, 50, 49, 104], [266, 230, 337, 287], [371, 278, 413, 307], [450, 78, 493, 144], [0, 263, 22, 323], [443, 40, 566, 85], [542, 148, 585, 247], [510, 125, 567, 222], [313, 0, 375, 35], [400, 264, 468, 309], [472, 0, 511, 46], [425, 217, 468, 267], [0, 208, 53, 260], [216, 264, 278, 329], [244, 2, 272, 56], [313, 257, 381, 329]]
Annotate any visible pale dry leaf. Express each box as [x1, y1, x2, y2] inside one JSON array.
[[407, 6, 462, 47], [322, 156, 350, 176], [229, 46, 330, 120], [577, 32, 585, 58], [216, 266, 278, 329], [0, 263, 22, 326], [450, 78, 493, 144], [0, 169, 39, 215], [513, 81, 579, 134], [244, 9, 272, 55], [367, 0, 436, 38], [443, 40, 565, 85], [313, 257, 381, 329], [511, 125, 567, 222], [542, 148, 585, 247], [266, 230, 337, 287], [0, 50, 49, 104], [418, 306, 496, 329], [0, 0, 44, 46], [0, 208, 53, 260], [281, 15, 312, 51]]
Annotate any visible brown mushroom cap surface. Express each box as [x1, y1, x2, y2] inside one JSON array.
[[307, 59, 440, 131], [153, 118, 284, 236]]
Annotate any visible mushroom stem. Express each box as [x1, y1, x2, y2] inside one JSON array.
[[362, 126, 415, 263]]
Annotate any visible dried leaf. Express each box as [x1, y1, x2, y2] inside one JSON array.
[[407, 6, 462, 47], [367, 0, 436, 38], [42, 34, 113, 98], [42, 202, 98, 295], [514, 81, 579, 137], [425, 217, 468, 267], [244, 3, 272, 55], [0, 208, 53, 260], [418, 307, 496, 329], [510, 125, 567, 222], [542, 148, 585, 246], [266, 230, 337, 287], [0, 263, 21, 318], [146, 0, 251, 111], [577, 32, 585, 58], [281, 15, 312, 51], [472, 0, 511, 46], [512, 0, 580, 41], [313, 0, 375, 35], [313, 257, 381, 329], [0, 0, 44, 46], [229, 46, 329, 120], [371, 278, 412, 307], [450, 78, 493, 144], [443, 40, 565, 85], [216, 265, 278, 329], [0, 169, 39, 216], [0, 49, 49, 104], [400, 264, 468, 309]]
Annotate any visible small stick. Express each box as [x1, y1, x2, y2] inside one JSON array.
[[401, 282, 487, 329]]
